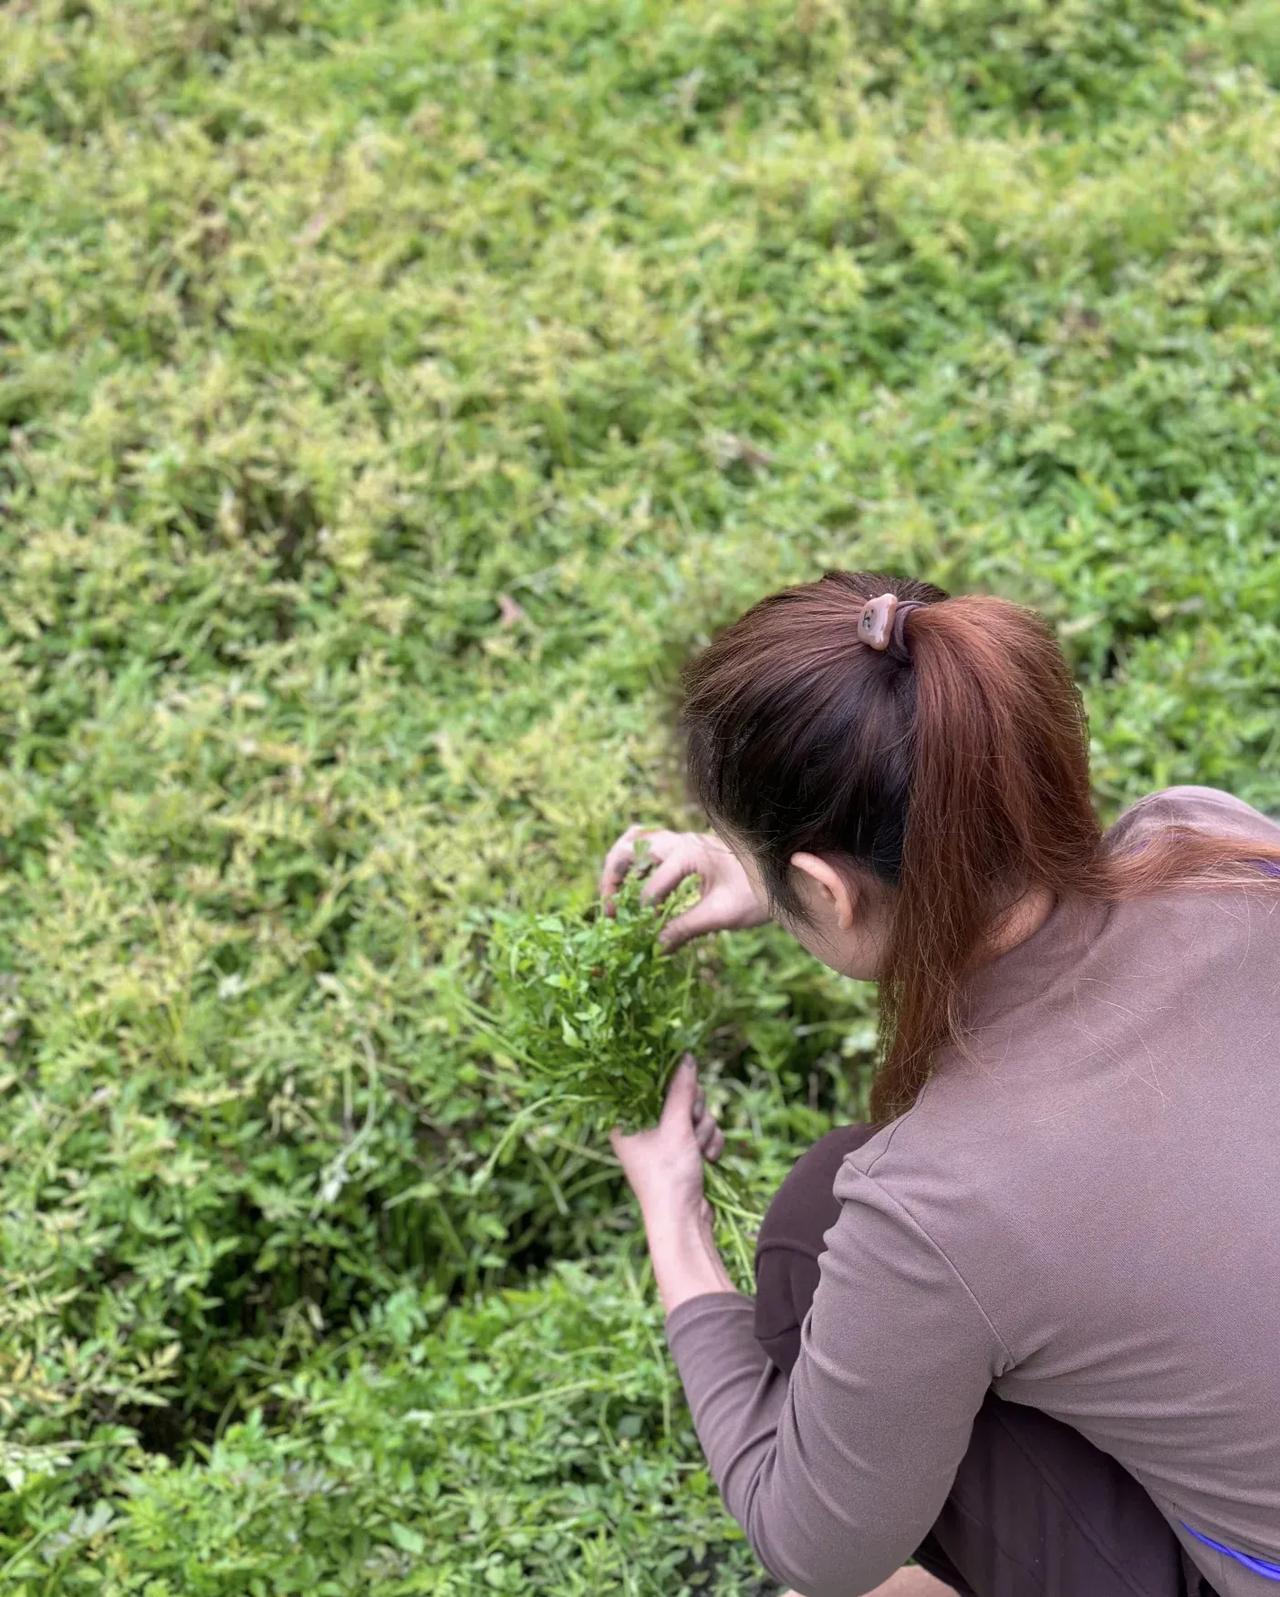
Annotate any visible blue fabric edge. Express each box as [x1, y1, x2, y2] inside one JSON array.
[[1183, 1523, 1280, 1582]]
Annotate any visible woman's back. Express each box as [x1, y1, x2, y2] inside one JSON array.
[[840, 786, 1280, 1590], [670, 786, 1280, 1595]]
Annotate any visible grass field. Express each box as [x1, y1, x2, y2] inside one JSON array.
[[2, 1, 1279, 1591]]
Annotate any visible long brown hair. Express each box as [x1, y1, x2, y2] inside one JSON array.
[[682, 571, 1280, 1119]]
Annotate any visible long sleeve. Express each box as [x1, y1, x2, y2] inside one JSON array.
[[665, 1164, 1010, 1597]]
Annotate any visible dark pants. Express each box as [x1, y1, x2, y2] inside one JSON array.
[[754, 1125, 1217, 1597]]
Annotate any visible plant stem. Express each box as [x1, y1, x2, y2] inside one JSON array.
[[705, 1164, 757, 1288]]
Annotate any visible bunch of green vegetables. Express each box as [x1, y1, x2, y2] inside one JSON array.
[[479, 864, 757, 1278]]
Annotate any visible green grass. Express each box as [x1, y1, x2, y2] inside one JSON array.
[[1, 0, 1278, 1590]]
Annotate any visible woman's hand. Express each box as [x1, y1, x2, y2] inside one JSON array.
[[599, 826, 769, 950], [611, 1056, 739, 1313], [610, 1054, 724, 1222]]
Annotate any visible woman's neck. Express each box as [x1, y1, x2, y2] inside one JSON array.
[[986, 884, 1056, 960]]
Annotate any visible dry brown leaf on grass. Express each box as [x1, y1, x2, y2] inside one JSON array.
[[708, 431, 774, 472]]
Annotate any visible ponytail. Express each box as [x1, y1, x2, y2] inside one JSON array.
[[681, 572, 1280, 1118]]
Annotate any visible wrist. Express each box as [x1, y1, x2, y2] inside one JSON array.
[[640, 1192, 712, 1240], [643, 1202, 737, 1314]]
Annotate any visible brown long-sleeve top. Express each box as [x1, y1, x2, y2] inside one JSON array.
[[667, 788, 1280, 1597]]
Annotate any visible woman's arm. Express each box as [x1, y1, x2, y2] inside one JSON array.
[[646, 1205, 739, 1313], [664, 1181, 1002, 1597], [614, 1064, 1004, 1597]]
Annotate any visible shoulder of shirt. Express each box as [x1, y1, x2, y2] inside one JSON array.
[[823, 788, 1277, 1341], [834, 790, 1279, 1268], [1108, 784, 1278, 847], [842, 1085, 1005, 1199]]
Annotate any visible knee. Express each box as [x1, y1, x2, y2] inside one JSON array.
[[755, 1123, 881, 1374], [758, 1122, 880, 1257]]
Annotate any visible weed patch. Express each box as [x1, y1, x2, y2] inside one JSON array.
[[1, 0, 1277, 1590]]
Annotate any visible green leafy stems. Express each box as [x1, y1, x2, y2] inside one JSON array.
[[473, 861, 759, 1284]]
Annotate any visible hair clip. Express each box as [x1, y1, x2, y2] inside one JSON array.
[[858, 593, 900, 651], [857, 593, 925, 661]]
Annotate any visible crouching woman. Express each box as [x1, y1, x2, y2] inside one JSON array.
[[602, 573, 1280, 1597]]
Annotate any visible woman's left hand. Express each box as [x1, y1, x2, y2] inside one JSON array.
[[610, 1054, 725, 1226], [611, 1055, 738, 1313]]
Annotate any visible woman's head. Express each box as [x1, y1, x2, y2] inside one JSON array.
[[681, 570, 1278, 1117], [682, 571, 1101, 1112]]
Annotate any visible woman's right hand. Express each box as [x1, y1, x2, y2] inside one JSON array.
[[598, 825, 770, 950]]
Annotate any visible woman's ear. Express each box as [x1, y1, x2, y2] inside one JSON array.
[[789, 852, 858, 930]]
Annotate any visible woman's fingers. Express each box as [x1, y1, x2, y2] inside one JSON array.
[[658, 1054, 700, 1130], [695, 1115, 723, 1162], [599, 824, 651, 903], [688, 1074, 724, 1162], [599, 827, 686, 904], [658, 891, 726, 951], [640, 850, 702, 908]]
